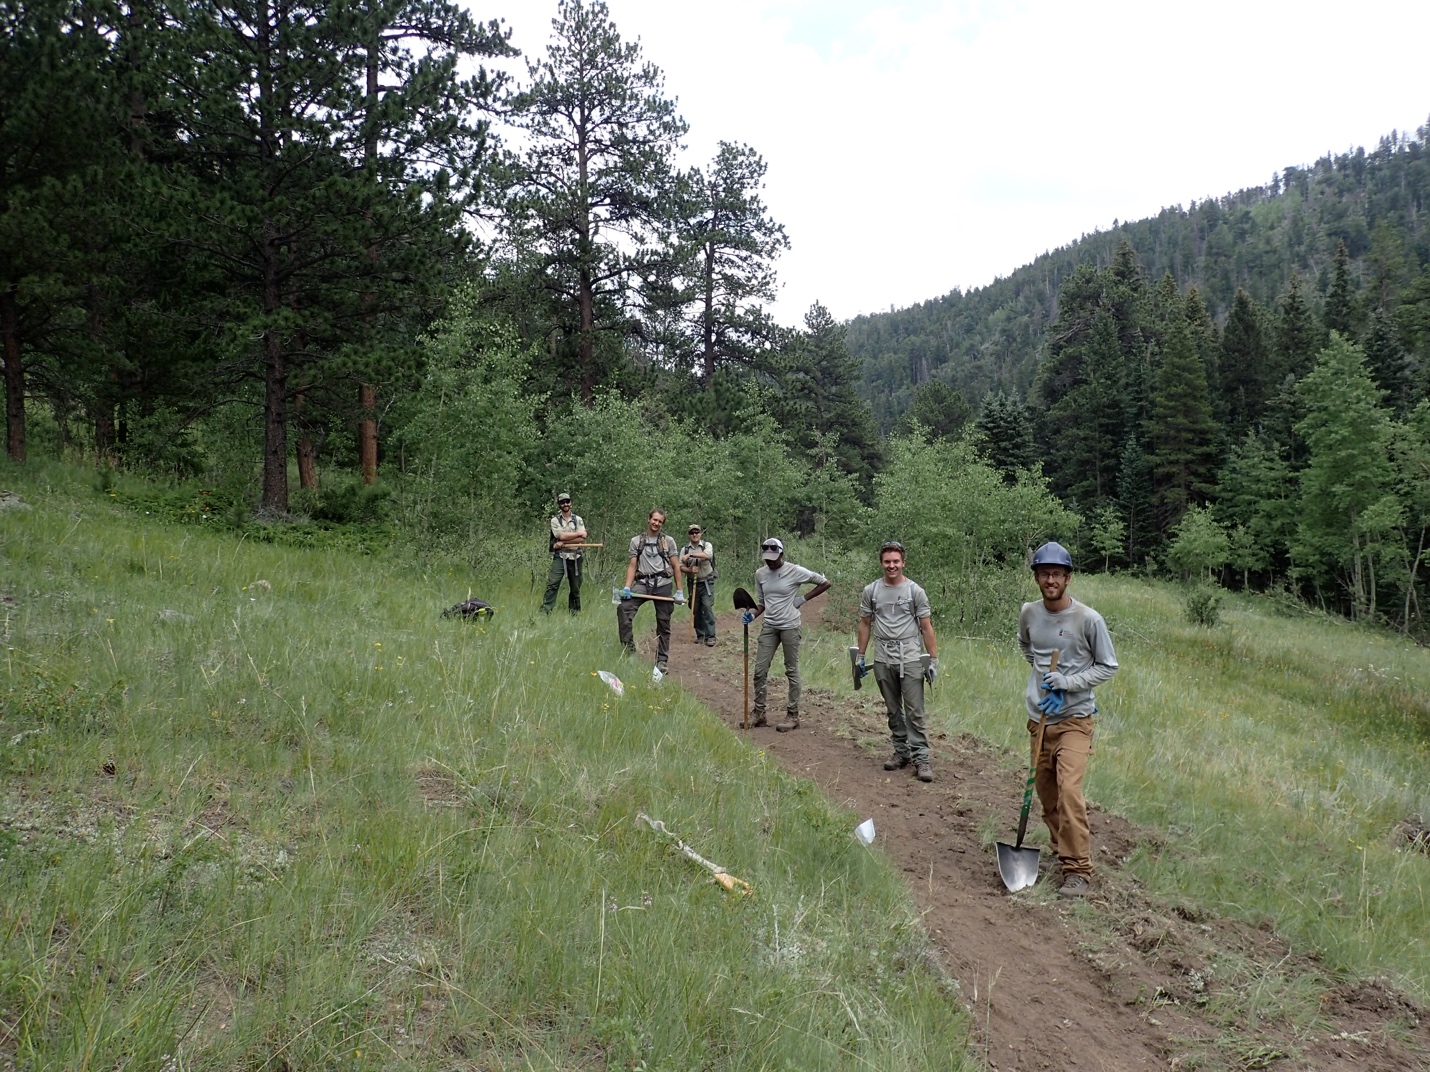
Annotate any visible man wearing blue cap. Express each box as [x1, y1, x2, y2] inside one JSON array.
[[1018, 541, 1119, 898]]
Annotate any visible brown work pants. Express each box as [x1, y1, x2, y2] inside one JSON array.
[[1028, 715, 1095, 877]]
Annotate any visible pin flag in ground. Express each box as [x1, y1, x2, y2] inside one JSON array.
[[594, 670, 624, 697]]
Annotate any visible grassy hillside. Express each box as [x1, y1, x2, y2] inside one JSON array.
[[799, 574, 1430, 1004], [0, 461, 971, 1071]]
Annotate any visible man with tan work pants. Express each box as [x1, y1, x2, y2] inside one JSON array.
[[743, 538, 830, 731], [1017, 541, 1119, 898]]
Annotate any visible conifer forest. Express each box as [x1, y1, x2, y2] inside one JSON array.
[[7, 0, 1430, 634]]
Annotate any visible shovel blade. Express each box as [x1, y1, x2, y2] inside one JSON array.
[[995, 841, 1042, 892]]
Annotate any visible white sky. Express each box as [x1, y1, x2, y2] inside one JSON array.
[[498, 0, 1430, 326]]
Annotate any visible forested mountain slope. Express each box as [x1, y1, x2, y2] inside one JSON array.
[[848, 120, 1430, 430]]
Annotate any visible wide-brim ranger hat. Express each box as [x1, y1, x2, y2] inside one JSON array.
[[761, 537, 784, 561]]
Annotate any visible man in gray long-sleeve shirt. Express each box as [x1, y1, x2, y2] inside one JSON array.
[[1017, 541, 1118, 897]]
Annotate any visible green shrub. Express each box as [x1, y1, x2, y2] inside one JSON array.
[[1184, 585, 1223, 627]]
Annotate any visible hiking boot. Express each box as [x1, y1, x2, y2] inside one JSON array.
[[750, 712, 769, 728], [775, 715, 800, 733], [1059, 874, 1092, 898], [705, 637, 716, 647], [883, 753, 911, 771], [915, 763, 934, 783]]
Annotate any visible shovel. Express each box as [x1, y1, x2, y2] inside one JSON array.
[[996, 649, 1059, 893], [732, 587, 758, 729]]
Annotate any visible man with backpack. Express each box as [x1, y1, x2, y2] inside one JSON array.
[[681, 524, 717, 646], [853, 541, 939, 782], [541, 492, 587, 614], [617, 509, 686, 674]]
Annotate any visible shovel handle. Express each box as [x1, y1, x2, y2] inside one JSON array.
[[1014, 649, 1058, 849]]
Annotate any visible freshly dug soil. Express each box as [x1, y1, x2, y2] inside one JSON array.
[[650, 609, 1430, 1071]]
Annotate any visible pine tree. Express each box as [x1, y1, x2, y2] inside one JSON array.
[[1035, 261, 1134, 508], [1219, 289, 1272, 440], [0, 0, 120, 461], [973, 391, 1036, 482], [1184, 287, 1220, 419], [1276, 275, 1319, 380], [156, 0, 507, 511], [683, 142, 788, 384], [1116, 435, 1155, 564], [1363, 308, 1414, 414], [770, 303, 881, 484], [894, 380, 971, 441], [1323, 238, 1358, 340], [1147, 316, 1219, 530], [510, 0, 687, 403]]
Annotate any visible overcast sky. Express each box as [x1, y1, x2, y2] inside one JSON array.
[[500, 0, 1430, 326]]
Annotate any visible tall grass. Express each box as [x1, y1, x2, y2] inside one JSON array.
[[0, 461, 971, 1070], [801, 572, 1430, 1003]]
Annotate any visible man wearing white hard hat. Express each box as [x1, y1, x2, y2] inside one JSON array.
[[743, 538, 830, 732]]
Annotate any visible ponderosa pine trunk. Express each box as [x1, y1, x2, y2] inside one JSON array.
[[358, 382, 377, 483], [702, 240, 715, 384], [261, 227, 289, 512], [1, 286, 25, 462]]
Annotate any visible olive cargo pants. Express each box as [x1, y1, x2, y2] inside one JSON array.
[[752, 625, 802, 719]]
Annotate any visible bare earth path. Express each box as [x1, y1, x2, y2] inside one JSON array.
[[644, 608, 1430, 1072]]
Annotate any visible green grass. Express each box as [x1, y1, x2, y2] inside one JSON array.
[[0, 461, 972, 1071], [799, 571, 1430, 1004]]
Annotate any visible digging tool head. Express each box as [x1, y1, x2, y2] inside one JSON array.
[[995, 842, 1042, 892], [848, 646, 863, 691], [732, 587, 757, 611]]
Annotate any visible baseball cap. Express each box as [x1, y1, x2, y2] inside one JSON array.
[[556, 491, 572, 503], [761, 537, 784, 561]]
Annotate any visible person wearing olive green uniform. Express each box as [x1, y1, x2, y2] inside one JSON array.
[[542, 492, 586, 614], [681, 525, 717, 646]]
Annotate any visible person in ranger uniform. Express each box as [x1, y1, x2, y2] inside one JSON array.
[[1018, 541, 1119, 898], [681, 524, 717, 646], [542, 492, 587, 614], [854, 541, 939, 783]]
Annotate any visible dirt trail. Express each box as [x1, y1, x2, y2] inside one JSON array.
[[642, 607, 1430, 1071]]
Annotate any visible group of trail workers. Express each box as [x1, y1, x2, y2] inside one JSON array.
[[538, 490, 1118, 899]]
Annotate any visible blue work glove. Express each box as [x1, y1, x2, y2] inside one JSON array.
[[620, 587, 633, 601], [924, 658, 938, 684], [1042, 670, 1070, 691], [741, 610, 754, 625], [857, 654, 870, 679], [1037, 684, 1065, 717], [674, 590, 686, 604], [793, 595, 806, 609]]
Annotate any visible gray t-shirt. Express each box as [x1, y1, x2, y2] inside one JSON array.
[[628, 532, 678, 580], [755, 562, 827, 629], [1016, 598, 1118, 723], [859, 577, 931, 665]]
